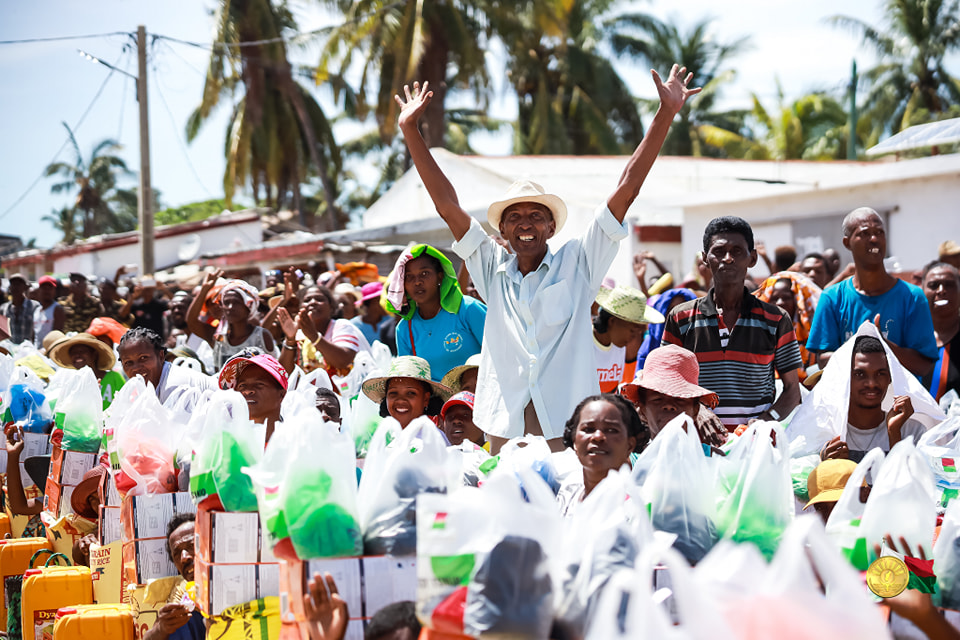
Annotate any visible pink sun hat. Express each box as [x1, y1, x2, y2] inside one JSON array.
[[218, 353, 289, 391], [620, 344, 719, 408], [358, 281, 384, 306]]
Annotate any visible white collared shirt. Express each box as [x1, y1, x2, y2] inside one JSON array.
[[451, 204, 627, 439]]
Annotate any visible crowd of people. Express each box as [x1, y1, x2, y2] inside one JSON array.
[[1, 64, 960, 639]]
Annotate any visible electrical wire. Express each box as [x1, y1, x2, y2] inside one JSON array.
[[151, 61, 216, 198], [0, 51, 128, 222], [0, 31, 132, 45]]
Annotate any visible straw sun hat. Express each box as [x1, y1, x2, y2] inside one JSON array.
[[362, 356, 452, 404], [486, 179, 568, 232], [49, 333, 116, 371], [595, 285, 665, 325], [440, 353, 482, 394]]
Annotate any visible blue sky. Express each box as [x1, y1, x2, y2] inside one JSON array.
[[0, 0, 922, 247]]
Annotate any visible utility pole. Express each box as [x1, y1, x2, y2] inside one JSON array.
[[136, 25, 154, 275], [848, 59, 858, 161]]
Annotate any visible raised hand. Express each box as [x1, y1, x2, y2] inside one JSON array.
[[201, 269, 224, 290], [651, 64, 701, 116], [887, 395, 915, 436], [276, 308, 298, 342], [303, 572, 348, 640], [298, 310, 320, 343], [395, 81, 434, 131], [5, 424, 24, 457]]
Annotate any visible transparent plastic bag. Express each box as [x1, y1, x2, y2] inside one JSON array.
[[585, 545, 735, 640], [630, 415, 718, 564], [114, 389, 179, 497], [56, 366, 103, 452], [860, 439, 937, 566], [5, 366, 52, 432], [935, 498, 960, 608], [823, 448, 885, 570], [715, 421, 793, 560], [189, 390, 261, 510], [358, 417, 455, 556]]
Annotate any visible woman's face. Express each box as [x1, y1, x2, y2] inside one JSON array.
[[69, 344, 99, 372], [386, 378, 431, 428], [118, 339, 165, 387], [606, 316, 644, 348], [221, 291, 251, 324], [235, 366, 285, 423], [573, 400, 636, 473], [303, 287, 333, 328], [404, 256, 441, 307]]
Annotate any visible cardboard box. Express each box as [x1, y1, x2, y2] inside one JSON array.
[[281, 557, 416, 623], [196, 506, 276, 563], [90, 541, 130, 604], [197, 510, 259, 564], [194, 553, 280, 616], [104, 471, 121, 507], [121, 492, 194, 542], [42, 480, 75, 519], [19, 433, 53, 489], [122, 538, 178, 585], [99, 505, 122, 546], [48, 445, 98, 486]]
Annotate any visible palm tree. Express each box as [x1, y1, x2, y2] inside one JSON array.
[[41, 206, 80, 245], [609, 15, 750, 156], [699, 87, 852, 160], [494, 0, 646, 155], [44, 123, 138, 238], [316, 0, 492, 149], [187, 0, 343, 230], [830, 0, 960, 138]]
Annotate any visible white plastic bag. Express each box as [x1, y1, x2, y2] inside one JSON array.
[[585, 545, 735, 640], [859, 438, 938, 566], [935, 497, 960, 608], [630, 414, 718, 563], [917, 415, 960, 506], [823, 447, 884, 570], [114, 389, 180, 497]]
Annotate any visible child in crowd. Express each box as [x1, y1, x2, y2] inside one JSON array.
[[361, 356, 450, 429]]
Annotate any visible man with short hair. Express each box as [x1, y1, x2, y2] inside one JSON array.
[[143, 512, 204, 640], [921, 261, 960, 400], [820, 335, 926, 462], [823, 248, 842, 279], [98, 278, 134, 325], [799, 252, 830, 289], [806, 207, 937, 377], [1, 274, 38, 344], [396, 65, 700, 451], [662, 216, 803, 429], [59, 272, 104, 333], [33, 275, 64, 347]]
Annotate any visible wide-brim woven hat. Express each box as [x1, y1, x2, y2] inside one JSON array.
[[596, 285, 665, 325], [621, 344, 718, 407], [49, 332, 116, 371], [440, 353, 482, 394], [362, 356, 453, 404], [486, 179, 568, 232]]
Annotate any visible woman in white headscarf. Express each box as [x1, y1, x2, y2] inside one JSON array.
[[186, 269, 275, 370]]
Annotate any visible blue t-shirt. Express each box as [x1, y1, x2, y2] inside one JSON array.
[[806, 278, 937, 359], [396, 296, 486, 381], [350, 315, 392, 346]]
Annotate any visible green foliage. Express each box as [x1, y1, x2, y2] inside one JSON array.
[[829, 0, 960, 140], [43, 123, 138, 241], [155, 199, 230, 226]]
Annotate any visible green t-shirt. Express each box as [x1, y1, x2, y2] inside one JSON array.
[[100, 370, 125, 409]]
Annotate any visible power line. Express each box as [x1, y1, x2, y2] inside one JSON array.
[[0, 31, 132, 45], [0, 51, 128, 222], [151, 62, 216, 198]]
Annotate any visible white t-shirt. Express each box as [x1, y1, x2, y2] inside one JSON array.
[[592, 334, 626, 394], [845, 417, 927, 461]]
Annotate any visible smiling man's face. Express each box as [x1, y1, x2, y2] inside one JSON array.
[[499, 202, 555, 261]]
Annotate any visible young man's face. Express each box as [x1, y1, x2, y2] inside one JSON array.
[[800, 257, 829, 289], [70, 277, 87, 297], [442, 405, 483, 447], [316, 394, 342, 424], [843, 214, 886, 268], [498, 202, 555, 260], [849, 351, 891, 411], [924, 266, 960, 318], [38, 282, 56, 304], [704, 233, 757, 288], [637, 389, 699, 437], [769, 280, 797, 318]]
